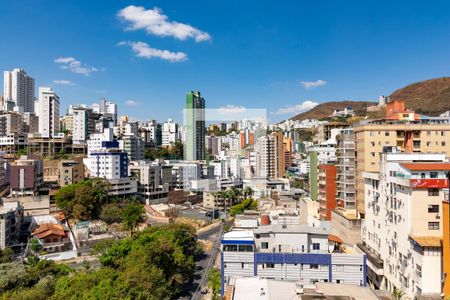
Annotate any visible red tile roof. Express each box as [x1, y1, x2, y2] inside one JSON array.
[[400, 163, 450, 171], [328, 234, 344, 244], [32, 223, 66, 239]]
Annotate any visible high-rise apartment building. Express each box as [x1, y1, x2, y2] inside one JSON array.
[[354, 115, 450, 216], [0, 112, 23, 136], [336, 128, 356, 209], [22, 112, 38, 133], [98, 98, 118, 126], [318, 164, 337, 220], [162, 118, 178, 147], [3, 68, 35, 112], [360, 151, 449, 298], [185, 91, 205, 161], [72, 107, 89, 144], [119, 135, 145, 161], [255, 135, 277, 178], [272, 131, 286, 178], [37, 87, 60, 138]]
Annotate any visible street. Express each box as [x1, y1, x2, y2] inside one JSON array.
[[179, 223, 223, 300]]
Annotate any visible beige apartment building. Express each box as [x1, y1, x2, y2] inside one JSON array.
[[354, 119, 450, 215], [361, 152, 449, 297]]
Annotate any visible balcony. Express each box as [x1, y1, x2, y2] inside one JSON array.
[[357, 243, 384, 272]]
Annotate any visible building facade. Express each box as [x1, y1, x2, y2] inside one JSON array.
[[3, 68, 35, 112], [221, 225, 367, 296], [37, 87, 60, 138], [360, 151, 448, 297], [185, 91, 206, 161]]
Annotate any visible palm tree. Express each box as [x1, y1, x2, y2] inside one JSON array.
[[229, 187, 242, 205], [243, 186, 254, 199], [392, 288, 404, 300]]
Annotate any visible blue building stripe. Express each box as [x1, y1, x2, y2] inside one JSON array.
[[221, 240, 254, 245], [363, 255, 367, 287], [220, 252, 224, 297], [329, 263, 332, 282], [255, 253, 331, 265], [254, 252, 257, 276]]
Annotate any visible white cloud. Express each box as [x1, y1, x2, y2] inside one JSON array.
[[125, 100, 139, 106], [118, 5, 211, 42], [274, 100, 319, 115], [118, 41, 187, 62], [300, 79, 327, 89], [54, 57, 98, 76], [53, 80, 75, 86]]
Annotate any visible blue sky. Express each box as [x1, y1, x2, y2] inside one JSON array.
[[1, 0, 450, 123]]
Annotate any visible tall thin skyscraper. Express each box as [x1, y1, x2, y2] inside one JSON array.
[[3, 68, 35, 112], [37, 87, 60, 138], [185, 91, 205, 161]]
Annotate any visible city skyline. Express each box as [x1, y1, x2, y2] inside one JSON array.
[[2, 1, 450, 122]]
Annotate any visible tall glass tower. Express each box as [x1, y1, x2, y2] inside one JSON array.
[[185, 91, 205, 161]]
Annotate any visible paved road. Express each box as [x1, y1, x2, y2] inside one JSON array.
[[178, 223, 223, 300]]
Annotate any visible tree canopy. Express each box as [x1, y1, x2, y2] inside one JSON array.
[[54, 179, 110, 220], [230, 198, 257, 216], [0, 224, 199, 300]]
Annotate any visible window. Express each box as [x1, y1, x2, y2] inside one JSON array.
[[428, 205, 439, 213], [421, 173, 426, 179], [312, 243, 320, 250], [385, 132, 390, 136], [413, 141, 420, 148], [334, 265, 344, 271], [261, 242, 268, 249], [430, 172, 438, 178], [427, 142, 431, 147], [310, 264, 319, 269], [442, 141, 446, 147], [266, 263, 274, 268], [371, 152, 375, 157], [428, 222, 440, 230], [370, 142, 375, 147], [428, 188, 439, 196], [223, 245, 238, 252]]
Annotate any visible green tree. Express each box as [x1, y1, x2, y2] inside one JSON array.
[[230, 198, 257, 216], [29, 238, 42, 253], [122, 203, 144, 235], [243, 186, 254, 198], [100, 203, 123, 224], [208, 268, 221, 299], [392, 287, 404, 300], [53, 184, 76, 215], [0, 248, 13, 264], [16, 148, 29, 157]]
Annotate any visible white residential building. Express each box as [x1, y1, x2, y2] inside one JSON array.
[[129, 161, 169, 205], [86, 148, 128, 180], [3, 68, 35, 112], [37, 87, 60, 138], [255, 135, 277, 178], [72, 107, 89, 144], [87, 128, 115, 155], [361, 151, 448, 298], [221, 225, 367, 296], [162, 119, 178, 147]]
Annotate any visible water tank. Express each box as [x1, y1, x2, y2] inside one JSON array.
[[260, 215, 270, 225]]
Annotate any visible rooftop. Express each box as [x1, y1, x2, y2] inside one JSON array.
[[409, 235, 442, 247], [32, 223, 66, 239], [223, 230, 254, 242], [400, 162, 450, 171], [254, 224, 328, 235]]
